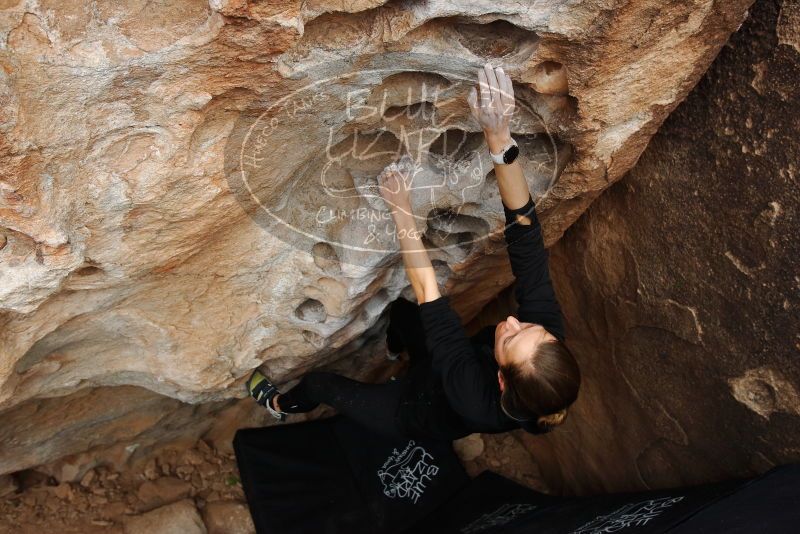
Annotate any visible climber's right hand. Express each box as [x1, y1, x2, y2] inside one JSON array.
[[377, 156, 415, 218], [467, 63, 515, 149]]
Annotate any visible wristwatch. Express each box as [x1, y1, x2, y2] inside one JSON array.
[[489, 137, 519, 165]]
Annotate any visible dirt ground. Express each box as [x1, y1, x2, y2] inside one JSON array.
[[0, 422, 548, 533]]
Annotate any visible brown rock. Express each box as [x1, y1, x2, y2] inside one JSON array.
[[0, 474, 19, 497], [537, 0, 800, 494], [100, 501, 130, 520], [136, 477, 192, 512], [197, 461, 218, 480], [143, 459, 159, 480], [196, 440, 213, 456], [91, 495, 109, 505], [51, 482, 74, 501], [176, 465, 194, 479], [181, 449, 205, 467], [202, 500, 256, 534], [37, 452, 101, 484], [453, 434, 485, 462], [529, 61, 569, 95], [80, 469, 96, 488], [123, 499, 207, 534], [59, 463, 82, 483], [0, 0, 754, 478]]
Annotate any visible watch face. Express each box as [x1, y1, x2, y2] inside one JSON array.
[[503, 144, 520, 164]]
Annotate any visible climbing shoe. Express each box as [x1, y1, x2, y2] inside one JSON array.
[[385, 320, 405, 360], [386, 347, 402, 361], [246, 369, 286, 422]]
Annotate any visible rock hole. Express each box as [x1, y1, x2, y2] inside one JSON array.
[[480, 170, 498, 201], [451, 19, 536, 58], [0, 232, 7, 251], [295, 298, 327, 323], [74, 264, 103, 276], [15, 469, 56, 491], [302, 330, 325, 348], [746, 380, 778, 413], [531, 61, 568, 95], [431, 259, 452, 278], [363, 288, 390, 319], [321, 166, 358, 197], [424, 228, 476, 259], [424, 208, 491, 261], [321, 130, 404, 210], [730, 373, 780, 419], [514, 133, 573, 194], [312, 242, 342, 275], [383, 100, 435, 123], [427, 207, 490, 236], [429, 129, 485, 162]]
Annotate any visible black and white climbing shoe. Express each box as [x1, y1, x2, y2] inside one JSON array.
[[385, 328, 404, 361], [246, 369, 286, 422], [386, 347, 402, 361]]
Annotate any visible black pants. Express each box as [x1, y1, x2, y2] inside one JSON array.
[[278, 297, 429, 439]]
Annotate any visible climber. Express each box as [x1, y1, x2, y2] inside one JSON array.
[[246, 63, 580, 440]]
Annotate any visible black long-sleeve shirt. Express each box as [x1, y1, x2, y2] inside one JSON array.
[[395, 193, 565, 440]]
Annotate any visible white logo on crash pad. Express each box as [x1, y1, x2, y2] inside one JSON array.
[[461, 503, 539, 533], [377, 440, 439, 504], [572, 496, 686, 534]]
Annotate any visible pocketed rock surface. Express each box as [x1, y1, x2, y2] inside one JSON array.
[[0, 0, 754, 476]]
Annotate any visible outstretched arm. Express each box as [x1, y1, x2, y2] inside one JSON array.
[[379, 160, 500, 425], [378, 159, 441, 304], [467, 63, 564, 340]]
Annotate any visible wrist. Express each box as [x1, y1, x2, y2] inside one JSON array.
[[485, 132, 513, 153], [421, 284, 441, 304], [413, 268, 440, 302]]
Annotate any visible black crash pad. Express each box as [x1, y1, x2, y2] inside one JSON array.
[[233, 415, 468, 534], [234, 415, 800, 534], [419, 464, 800, 534]]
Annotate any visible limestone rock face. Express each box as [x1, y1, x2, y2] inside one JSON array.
[[1, 0, 752, 473], [538, 0, 800, 494]]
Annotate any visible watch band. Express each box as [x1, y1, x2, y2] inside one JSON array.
[[489, 137, 519, 165]]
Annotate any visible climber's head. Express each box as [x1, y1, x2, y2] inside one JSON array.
[[494, 316, 581, 431]]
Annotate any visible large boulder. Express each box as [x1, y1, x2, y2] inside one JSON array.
[[534, 0, 800, 494], [0, 0, 752, 473]]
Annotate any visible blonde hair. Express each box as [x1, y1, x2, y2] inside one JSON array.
[[537, 408, 568, 430]]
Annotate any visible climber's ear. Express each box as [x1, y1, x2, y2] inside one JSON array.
[[498, 370, 505, 392]]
